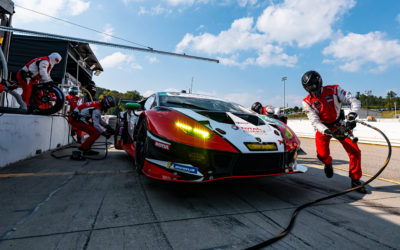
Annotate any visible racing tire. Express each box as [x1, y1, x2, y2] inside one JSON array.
[[29, 84, 64, 115], [135, 119, 149, 174]]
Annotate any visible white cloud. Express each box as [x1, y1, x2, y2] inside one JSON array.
[[176, 17, 297, 67], [323, 32, 400, 72], [14, 0, 90, 23], [256, 0, 355, 47], [100, 52, 143, 70], [165, 0, 210, 6], [100, 24, 114, 42], [146, 56, 159, 64], [165, 0, 195, 6], [138, 5, 172, 16], [237, 0, 257, 7], [68, 0, 90, 15]]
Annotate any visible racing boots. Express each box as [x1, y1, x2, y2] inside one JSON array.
[[324, 163, 333, 178], [351, 179, 367, 194]]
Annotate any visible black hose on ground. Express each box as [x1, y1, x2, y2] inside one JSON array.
[[246, 120, 392, 249], [50, 114, 111, 161]]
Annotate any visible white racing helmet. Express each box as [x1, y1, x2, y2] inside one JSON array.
[[48, 52, 62, 65], [265, 105, 274, 115]]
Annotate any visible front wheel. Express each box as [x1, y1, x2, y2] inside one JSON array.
[[30, 84, 64, 115], [135, 120, 149, 174]]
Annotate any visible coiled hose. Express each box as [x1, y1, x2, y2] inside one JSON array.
[[246, 120, 392, 249]]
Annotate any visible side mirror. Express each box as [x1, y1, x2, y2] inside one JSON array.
[[125, 103, 141, 110]]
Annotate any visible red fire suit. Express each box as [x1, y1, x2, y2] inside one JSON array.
[[16, 56, 53, 107], [68, 101, 109, 150], [302, 85, 362, 180], [66, 94, 83, 140]]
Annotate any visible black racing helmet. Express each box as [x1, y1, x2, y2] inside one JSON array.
[[101, 95, 116, 110], [68, 86, 79, 95], [301, 70, 323, 97], [251, 102, 263, 114]]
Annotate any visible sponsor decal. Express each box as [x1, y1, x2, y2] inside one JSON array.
[[154, 141, 170, 150], [313, 100, 322, 109], [326, 95, 333, 103], [167, 162, 198, 175], [231, 125, 239, 130], [239, 126, 266, 135]]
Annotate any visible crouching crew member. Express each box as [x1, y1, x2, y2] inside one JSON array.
[[301, 70, 366, 193], [68, 95, 116, 155]]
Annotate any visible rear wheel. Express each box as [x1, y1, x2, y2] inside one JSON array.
[[30, 84, 64, 115], [135, 120, 149, 174]]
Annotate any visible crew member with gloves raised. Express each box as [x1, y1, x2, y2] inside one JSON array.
[[16, 52, 62, 107], [301, 70, 366, 193], [251, 102, 287, 123], [251, 102, 275, 117], [68, 95, 116, 155]]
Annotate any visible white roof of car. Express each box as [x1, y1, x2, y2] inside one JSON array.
[[159, 92, 226, 102]]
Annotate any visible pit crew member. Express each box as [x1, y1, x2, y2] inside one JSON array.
[[301, 70, 366, 193]]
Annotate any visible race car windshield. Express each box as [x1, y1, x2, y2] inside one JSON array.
[[160, 95, 252, 113]]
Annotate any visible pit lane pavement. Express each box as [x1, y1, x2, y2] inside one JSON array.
[[0, 138, 399, 250]]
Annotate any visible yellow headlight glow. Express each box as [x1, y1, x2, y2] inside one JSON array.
[[245, 142, 277, 151], [175, 121, 211, 139]]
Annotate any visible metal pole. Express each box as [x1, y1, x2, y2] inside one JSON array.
[[282, 76, 287, 112]]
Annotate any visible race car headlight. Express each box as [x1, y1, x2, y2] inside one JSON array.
[[244, 142, 278, 151], [175, 121, 212, 139]]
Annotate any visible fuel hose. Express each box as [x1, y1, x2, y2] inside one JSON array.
[[246, 120, 392, 249]]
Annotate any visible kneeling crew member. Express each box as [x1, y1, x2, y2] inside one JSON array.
[[301, 70, 366, 194], [69, 95, 116, 155]]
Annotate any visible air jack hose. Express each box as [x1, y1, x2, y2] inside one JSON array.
[[246, 120, 392, 249], [50, 115, 110, 160]]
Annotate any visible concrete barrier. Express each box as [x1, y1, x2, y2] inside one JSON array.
[[0, 114, 71, 168], [288, 118, 400, 147]]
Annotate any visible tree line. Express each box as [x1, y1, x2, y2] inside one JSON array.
[[95, 87, 143, 115], [355, 90, 399, 110]]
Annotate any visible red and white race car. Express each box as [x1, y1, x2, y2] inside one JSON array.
[[114, 92, 306, 182]]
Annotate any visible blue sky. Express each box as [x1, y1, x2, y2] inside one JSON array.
[[12, 0, 400, 108]]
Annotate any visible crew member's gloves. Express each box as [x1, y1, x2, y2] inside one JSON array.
[[101, 131, 112, 139], [105, 125, 115, 135], [346, 112, 357, 130], [323, 129, 333, 137], [70, 111, 80, 121]]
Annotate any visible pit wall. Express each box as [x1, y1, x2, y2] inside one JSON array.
[[288, 119, 400, 147], [0, 114, 71, 168]]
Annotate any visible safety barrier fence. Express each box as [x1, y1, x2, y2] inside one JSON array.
[[288, 118, 400, 147]]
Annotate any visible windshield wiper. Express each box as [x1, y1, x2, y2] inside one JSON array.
[[166, 101, 209, 110]]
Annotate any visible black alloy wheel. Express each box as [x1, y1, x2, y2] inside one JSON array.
[[135, 120, 149, 174], [30, 85, 64, 115]]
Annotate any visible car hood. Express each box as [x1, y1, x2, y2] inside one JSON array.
[[173, 108, 285, 153]]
